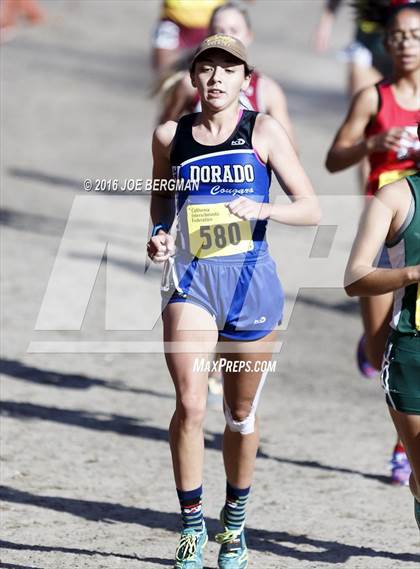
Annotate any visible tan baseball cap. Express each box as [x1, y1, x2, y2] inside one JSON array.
[[190, 34, 250, 72]]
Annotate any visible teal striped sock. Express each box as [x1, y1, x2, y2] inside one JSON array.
[[223, 482, 250, 531], [415, 498, 420, 530], [177, 486, 204, 532]]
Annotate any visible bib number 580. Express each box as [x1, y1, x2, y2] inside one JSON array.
[[200, 223, 241, 250]]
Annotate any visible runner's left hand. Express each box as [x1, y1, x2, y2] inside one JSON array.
[[147, 231, 175, 263], [226, 197, 271, 220]]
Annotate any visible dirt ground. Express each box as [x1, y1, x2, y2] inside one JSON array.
[[1, 1, 419, 568]]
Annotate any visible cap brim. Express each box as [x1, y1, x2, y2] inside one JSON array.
[[191, 46, 247, 70]]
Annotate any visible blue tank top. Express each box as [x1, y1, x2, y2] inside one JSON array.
[[170, 110, 271, 263]]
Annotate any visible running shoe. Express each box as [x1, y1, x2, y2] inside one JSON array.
[[390, 448, 411, 486], [356, 335, 377, 379], [215, 509, 248, 569], [174, 524, 208, 569], [414, 498, 420, 530]]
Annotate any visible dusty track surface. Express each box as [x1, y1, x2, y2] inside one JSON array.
[[1, 1, 419, 568]]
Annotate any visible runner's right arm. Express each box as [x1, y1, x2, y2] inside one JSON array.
[[345, 179, 420, 296], [148, 122, 177, 263], [326, 86, 378, 172], [326, 86, 408, 172]]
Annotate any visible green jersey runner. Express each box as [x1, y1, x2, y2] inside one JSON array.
[[381, 172, 420, 415]]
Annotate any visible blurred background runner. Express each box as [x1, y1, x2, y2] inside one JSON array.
[[155, 0, 296, 150], [152, 0, 247, 79], [326, 0, 420, 486], [0, 0, 45, 43]]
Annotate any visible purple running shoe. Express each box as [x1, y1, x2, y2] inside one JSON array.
[[356, 335, 377, 379], [390, 447, 411, 486]]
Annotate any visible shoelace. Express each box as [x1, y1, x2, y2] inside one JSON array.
[[215, 528, 242, 557], [175, 533, 198, 561]]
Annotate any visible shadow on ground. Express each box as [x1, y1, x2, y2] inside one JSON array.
[[0, 208, 66, 236], [0, 400, 390, 484], [1, 487, 418, 565], [0, 359, 172, 399], [0, 400, 169, 441], [207, 433, 391, 486], [0, 539, 140, 561], [5, 37, 150, 94], [0, 564, 45, 569], [291, 294, 358, 316], [8, 167, 82, 191], [259, 452, 391, 486]]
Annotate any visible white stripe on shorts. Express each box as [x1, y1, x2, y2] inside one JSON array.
[[380, 340, 397, 410]]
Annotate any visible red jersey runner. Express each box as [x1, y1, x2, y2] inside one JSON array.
[[365, 81, 420, 195]]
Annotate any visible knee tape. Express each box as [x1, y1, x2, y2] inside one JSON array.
[[223, 370, 268, 435]]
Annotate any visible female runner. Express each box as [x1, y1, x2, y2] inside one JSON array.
[[157, 0, 297, 402], [157, 0, 296, 148], [315, 0, 393, 194], [314, 0, 393, 95], [345, 151, 420, 530], [326, 0, 420, 485], [147, 34, 320, 569]]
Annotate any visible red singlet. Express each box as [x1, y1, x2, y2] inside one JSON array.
[[365, 81, 420, 195]]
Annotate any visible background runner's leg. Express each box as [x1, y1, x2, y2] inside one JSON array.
[[388, 408, 420, 502], [360, 294, 393, 370]]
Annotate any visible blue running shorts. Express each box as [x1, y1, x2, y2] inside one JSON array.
[[161, 251, 284, 341]]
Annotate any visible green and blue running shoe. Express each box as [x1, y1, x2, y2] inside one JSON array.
[[215, 510, 248, 569], [415, 498, 420, 530], [174, 524, 208, 569]]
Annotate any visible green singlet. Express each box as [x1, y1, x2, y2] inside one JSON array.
[[381, 173, 420, 415]]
